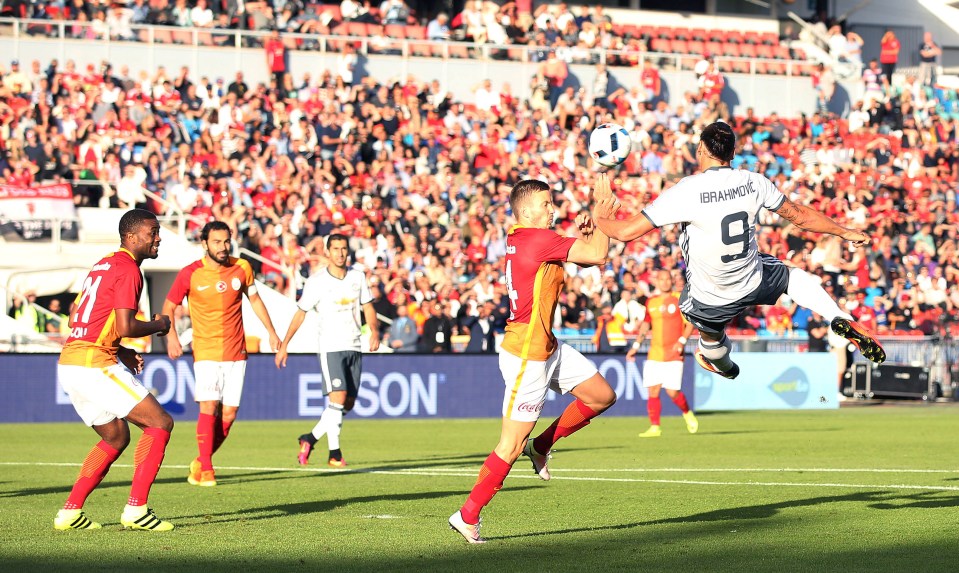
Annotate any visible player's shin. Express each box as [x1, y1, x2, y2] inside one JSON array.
[[532, 399, 600, 454], [699, 335, 735, 371], [647, 396, 662, 426], [196, 413, 216, 471], [671, 392, 690, 413], [460, 452, 513, 524], [324, 403, 345, 451], [64, 441, 122, 510], [127, 428, 171, 507], [786, 267, 852, 322], [212, 415, 233, 455]]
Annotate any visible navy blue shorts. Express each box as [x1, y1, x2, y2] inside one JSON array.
[[679, 253, 790, 338]]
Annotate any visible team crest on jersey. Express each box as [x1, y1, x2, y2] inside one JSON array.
[[332, 378, 342, 388], [216, 281, 227, 293], [231, 277, 241, 291], [667, 304, 677, 314]]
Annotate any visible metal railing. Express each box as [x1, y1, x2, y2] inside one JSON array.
[[0, 16, 820, 76], [237, 247, 297, 298]]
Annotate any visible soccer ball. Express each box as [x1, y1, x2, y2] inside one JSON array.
[[588, 123, 632, 168]]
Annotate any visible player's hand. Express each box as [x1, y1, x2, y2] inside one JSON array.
[[593, 195, 620, 220], [369, 335, 380, 352], [591, 172, 612, 202], [275, 345, 288, 369], [842, 229, 870, 248], [625, 348, 637, 363], [153, 314, 172, 336], [118, 347, 144, 375], [166, 333, 183, 360], [575, 211, 594, 237], [268, 332, 281, 353], [674, 342, 686, 355]]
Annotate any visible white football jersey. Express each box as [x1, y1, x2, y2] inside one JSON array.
[[642, 167, 786, 306], [297, 267, 373, 352]]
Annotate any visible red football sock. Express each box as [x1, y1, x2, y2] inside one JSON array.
[[212, 417, 233, 455], [196, 413, 215, 471], [460, 452, 512, 524], [533, 399, 599, 454], [671, 392, 690, 414], [64, 441, 121, 510], [648, 395, 662, 426], [127, 428, 171, 507]]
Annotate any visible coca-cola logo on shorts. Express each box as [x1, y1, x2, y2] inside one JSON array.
[[516, 400, 545, 413]]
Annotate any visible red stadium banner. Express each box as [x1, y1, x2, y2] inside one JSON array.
[[0, 184, 79, 240]]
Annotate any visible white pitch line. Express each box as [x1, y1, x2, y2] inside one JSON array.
[[390, 467, 959, 475], [3, 461, 959, 492]]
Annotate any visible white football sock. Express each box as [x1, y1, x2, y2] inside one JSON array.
[[786, 267, 853, 322]]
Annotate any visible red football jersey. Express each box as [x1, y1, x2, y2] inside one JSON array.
[[59, 249, 143, 368], [501, 226, 576, 361], [644, 292, 686, 362]]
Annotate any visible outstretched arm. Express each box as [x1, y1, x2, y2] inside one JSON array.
[[567, 174, 611, 266], [590, 172, 657, 242], [773, 197, 870, 246]]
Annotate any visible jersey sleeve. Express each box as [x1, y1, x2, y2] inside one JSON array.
[[759, 174, 786, 211], [166, 265, 194, 305], [297, 273, 323, 312], [643, 300, 653, 324], [113, 264, 142, 310], [358, 272, 373, 306], [529, 228, 576, 263], [641, 183, 688, 228]]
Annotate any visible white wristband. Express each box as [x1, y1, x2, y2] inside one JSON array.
[[632, 341, 641, 351], [678, 336, 687, 344]]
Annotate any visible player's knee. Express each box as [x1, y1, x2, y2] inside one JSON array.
[[494, 436, 526, 464], [155, 411, 174, 432]]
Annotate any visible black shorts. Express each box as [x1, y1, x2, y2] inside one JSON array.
[[680, 253, 790, 338], [317, 350, 363, 397]]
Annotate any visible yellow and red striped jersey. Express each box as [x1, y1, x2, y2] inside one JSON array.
[[501, 226, 576, 361], [166, 256, 254, 362], [59, 248, 143, 368], [644, 292, 686, 362]]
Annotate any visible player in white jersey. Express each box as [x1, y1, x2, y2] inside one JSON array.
[[275, 234, 380, 466], [593, 122, 885, 379]]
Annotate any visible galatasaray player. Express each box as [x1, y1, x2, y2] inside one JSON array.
[[162, 221, 280, 487], [449, 176, 617, 544], [626, 270, 698, 438], [55, 209, 175, 531]]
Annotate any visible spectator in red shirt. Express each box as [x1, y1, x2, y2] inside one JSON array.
[[640, 60, 661, 103], [879, 29, 900, 85], [264, 29, 287, 90]]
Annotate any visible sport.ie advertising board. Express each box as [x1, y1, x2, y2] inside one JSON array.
[[0, 352, 835, 423]]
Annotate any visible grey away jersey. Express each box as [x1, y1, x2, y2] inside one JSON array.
[[642, 167, 786, 306], [297, 267, 373, 352]]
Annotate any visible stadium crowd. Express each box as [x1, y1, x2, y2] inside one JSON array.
[[2, 18, 958, 350]]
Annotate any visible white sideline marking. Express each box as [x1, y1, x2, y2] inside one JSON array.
[[3, 462, 959, 492]]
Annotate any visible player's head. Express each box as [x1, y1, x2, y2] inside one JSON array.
[[118, 209, 160, 262], [201, 221, 232, 265], [509, 179, 554, 229], [698, 121, 736, 164], [327, 233, 350, 270], [654, 269, 674, 293]]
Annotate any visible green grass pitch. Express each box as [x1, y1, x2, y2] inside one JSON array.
[[2, 407, 959, 572]]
